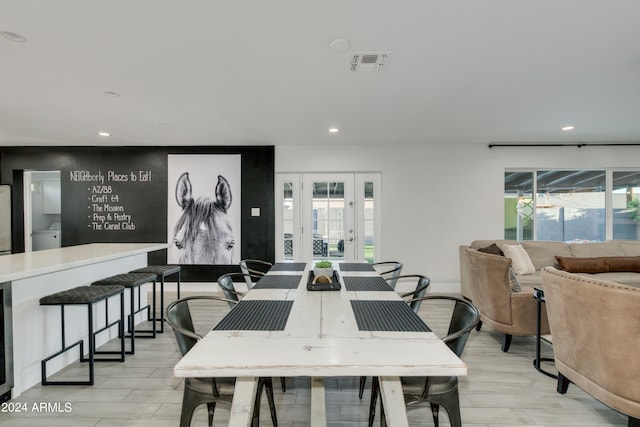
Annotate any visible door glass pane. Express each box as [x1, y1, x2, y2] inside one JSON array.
[[313, 181, 344, 259], [504, 172, 534, 241], [282, 182, 294, 259], [363, 182, 375, 262], [612, 171, 640, 240], [536, 170, 605, 242]]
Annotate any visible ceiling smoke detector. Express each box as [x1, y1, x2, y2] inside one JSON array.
[[350, 52, 392, 72]]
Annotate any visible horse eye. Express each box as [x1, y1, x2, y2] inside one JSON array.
[[226, 241, 235, 251], [174, 239, 183, 249]]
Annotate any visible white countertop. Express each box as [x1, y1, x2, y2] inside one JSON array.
[[0, 242, 167, 283]]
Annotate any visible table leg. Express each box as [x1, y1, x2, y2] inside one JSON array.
[[229, 376, 258, 427], [379, 376, 409, 427]]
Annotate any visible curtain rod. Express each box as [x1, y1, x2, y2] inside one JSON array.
[[488, 143, 640, 148]]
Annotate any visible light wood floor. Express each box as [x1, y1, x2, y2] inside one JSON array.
[[0, 291, 628, 426]]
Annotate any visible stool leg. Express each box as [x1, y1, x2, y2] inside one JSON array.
[[128, 287, 135, 354], [158, 275, 164, 333], [119, 291, 125, 360], [87, 302, 95, 385]]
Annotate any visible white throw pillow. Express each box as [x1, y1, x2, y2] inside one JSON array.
[[503, 244, 536, 275]]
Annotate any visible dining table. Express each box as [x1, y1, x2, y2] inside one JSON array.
[[173, 261, 467, 426]]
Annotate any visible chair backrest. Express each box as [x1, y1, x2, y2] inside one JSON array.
[[239, 259, 272, 289], [397, 275, 431, 313], [166, 295, 236, 356], [542, 267, 640, 417], [409, 295, 480, 357], [218, 272, 261, 307], [373, 261, 403, 289]]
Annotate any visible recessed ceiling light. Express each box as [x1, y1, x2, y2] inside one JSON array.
[[97, 131, 111, 137], [562, 125, 576, 131], [328, 128, 339, 133], [329, 38, 350, 52], [1, 31, 27, 43], [103, 90, 120, 97]]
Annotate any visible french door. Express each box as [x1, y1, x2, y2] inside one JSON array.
[[276, 172, 381, 262]]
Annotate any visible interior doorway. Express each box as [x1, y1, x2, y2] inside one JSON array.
[[23, 171, 62, 252]]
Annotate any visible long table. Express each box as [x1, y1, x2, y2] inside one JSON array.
[[173, 262, 466, 426]]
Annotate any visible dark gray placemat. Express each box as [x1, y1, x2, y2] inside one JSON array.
[[213, 300, 294, 331], [350, 300, 431, 332], [252, 275, 302, 290], [270, 262, 307, 271], [339, 262, 375, 272], [343, 276, 392, 291]]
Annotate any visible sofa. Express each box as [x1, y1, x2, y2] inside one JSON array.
[[460, 239, 640, 301], [541, 267, 640, 427]]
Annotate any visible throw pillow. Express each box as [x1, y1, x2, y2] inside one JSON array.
[[503, 244, 536, 275], [555, 256, 640, 273], [508, 267, 522, 292], [477, 243, 504, 257]]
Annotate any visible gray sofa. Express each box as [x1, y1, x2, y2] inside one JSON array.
[[460, 239, 640, 300]]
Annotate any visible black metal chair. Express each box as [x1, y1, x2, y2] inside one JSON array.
[[217, 272, 288, 393], [358, 274, 431, 399], [368, 295, 480, 427], [166, 296, 278, 427], [372, 261, 403, 289], [239, 259, 273, 290]]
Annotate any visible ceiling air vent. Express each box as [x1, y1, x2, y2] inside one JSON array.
[[350, 52, 392, 72]]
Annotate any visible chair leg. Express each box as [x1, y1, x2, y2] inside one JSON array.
[[430, 403, 440, 427], [265, 378, 278, 426], [368, 377, 380, 427], [557, 373, 571, 394], [181, 383, 215, 427], [280, 376, 286, 392], [475, 320, 482, 331], [501, 334, 512, 352], [431, 391, 462, 427], [359, 375, 367, 399], [206, 402, 215, 426]]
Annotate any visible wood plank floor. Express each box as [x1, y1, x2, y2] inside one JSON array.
[[0, 290, 628, 426]]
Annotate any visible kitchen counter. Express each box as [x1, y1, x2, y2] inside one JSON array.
[[2, 243, 167, 397]]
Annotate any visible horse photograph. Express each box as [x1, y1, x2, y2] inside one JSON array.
[[167, 154, 241, 265]]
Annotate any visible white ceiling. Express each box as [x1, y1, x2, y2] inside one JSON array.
[[2, 0, 640, 147]]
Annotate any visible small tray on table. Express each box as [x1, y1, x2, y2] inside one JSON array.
[[306, 270, 342, 291]]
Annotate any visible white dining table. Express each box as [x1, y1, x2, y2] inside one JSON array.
[[173, 262, 466, 426]]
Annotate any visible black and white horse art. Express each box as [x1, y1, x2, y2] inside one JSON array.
[[172, 172, 235, 264]]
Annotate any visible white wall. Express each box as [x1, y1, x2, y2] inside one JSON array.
[[276, 143, 640, 292]]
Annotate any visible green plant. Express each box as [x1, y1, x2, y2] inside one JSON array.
[[628, 198, 640, 222], [315, 260, 332, 268]]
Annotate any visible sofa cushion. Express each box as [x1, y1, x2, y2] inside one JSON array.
[[513, 270, 543, 287], [503, 244, 536, 275], [477, 243, 504, 257], [620, 240, 640, 257], [555, 256, 640, 273], [521, 240, 572, 270], [569, 241, 625, 257], [508, 267, 522, 292]]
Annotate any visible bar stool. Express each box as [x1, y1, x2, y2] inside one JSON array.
[[40, 285, 125, 386], [128, 265, 181, 333], [91, 272, 157, 354]]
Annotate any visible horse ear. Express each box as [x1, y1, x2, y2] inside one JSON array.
[[175, 172, 193, 209], [215, 175, 232, 212]]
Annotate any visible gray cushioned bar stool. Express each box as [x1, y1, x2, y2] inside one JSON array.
[[129, 265, 181, 333], [40, 285, 125, 386], [91, 272, 157, 354]]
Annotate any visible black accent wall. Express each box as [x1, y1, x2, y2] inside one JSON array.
[[0, 146, 275, 281]]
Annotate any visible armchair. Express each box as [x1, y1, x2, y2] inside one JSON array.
[[542, 267, 640, 427], [464, 248, 549, 352]]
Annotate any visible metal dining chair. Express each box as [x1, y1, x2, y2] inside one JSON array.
[[358, 274, 431, 399], [217, 272, 288, 393], [166, 296, 278, 427], [368, 295, 480, 427], [239, 259, 273, 290], [372, 261, 403, 289]]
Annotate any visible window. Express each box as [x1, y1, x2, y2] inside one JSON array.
[[505, 169, 639, 242]]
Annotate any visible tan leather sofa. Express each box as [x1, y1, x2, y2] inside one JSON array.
[[460, 240, 640, 301], [541, 267, 640, 427], [463, 248, 550, 352]]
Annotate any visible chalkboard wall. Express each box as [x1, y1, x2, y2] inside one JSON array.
[[0, 146, 275, 281]]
